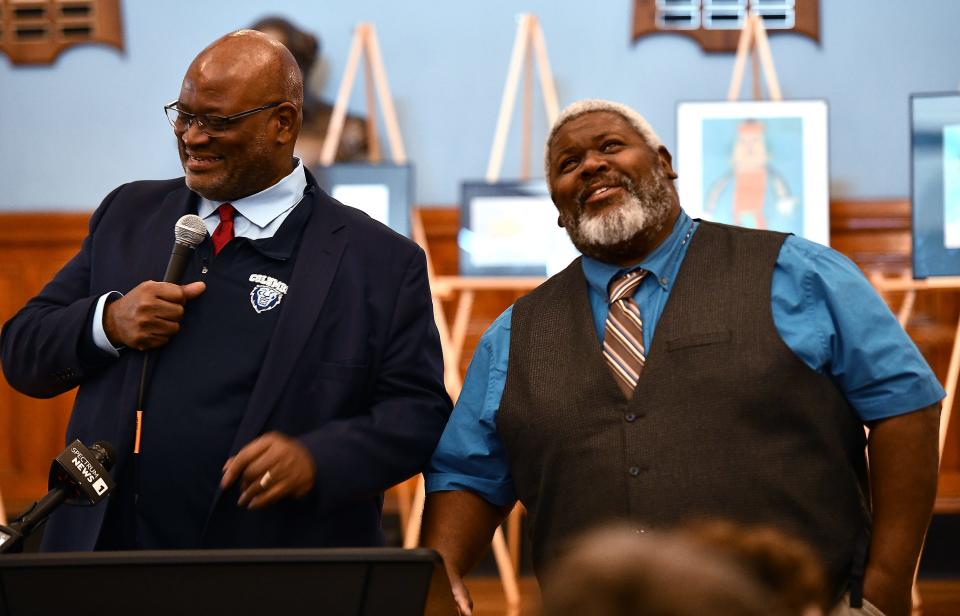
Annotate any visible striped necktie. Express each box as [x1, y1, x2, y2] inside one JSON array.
[[211, 203, 235, 255], [603, 270, 649, 398]]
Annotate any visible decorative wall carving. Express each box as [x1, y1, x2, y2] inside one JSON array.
[[632, 0, 819, 53], [0, 0, 123, 65]]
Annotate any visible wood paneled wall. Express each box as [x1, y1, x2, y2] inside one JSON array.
[[1, 204, 957, 517], [0, 213, 87, 515]]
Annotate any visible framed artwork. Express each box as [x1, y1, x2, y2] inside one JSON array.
[[910, 92, 960, 278], [676, 100, 830, 245], [458, 180, 580, 277], [312, 163, 413, 237]]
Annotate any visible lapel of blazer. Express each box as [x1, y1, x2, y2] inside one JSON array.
[[225, 179, 347, 458], [146, 184, 200, 276], [113, 184, 197, 468]]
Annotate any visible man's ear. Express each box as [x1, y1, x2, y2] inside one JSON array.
[[274, 103, 299, 145], [658, 145, 678, 180], [551, 192, 566, 228]]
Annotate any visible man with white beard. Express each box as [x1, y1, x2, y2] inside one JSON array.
[[422, 100, 943, 616]]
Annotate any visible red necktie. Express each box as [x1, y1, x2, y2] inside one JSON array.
[[211, 203, 235, 255]]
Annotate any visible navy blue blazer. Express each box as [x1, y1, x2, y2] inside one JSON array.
[[0, 170, 451, 550]]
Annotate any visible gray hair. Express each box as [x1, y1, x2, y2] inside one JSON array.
[[544, 99, 664, 180]]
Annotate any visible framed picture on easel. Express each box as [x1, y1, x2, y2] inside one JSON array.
[[458, 180, 579, 277], [676, 99, 830, 245], [313, 23, 413, 238], [910, 92, 960, 278], [312, 163, 413, 237]]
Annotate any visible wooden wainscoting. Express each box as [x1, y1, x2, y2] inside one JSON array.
[[0, 213, 89, 515], [1, 202, 958, 516]]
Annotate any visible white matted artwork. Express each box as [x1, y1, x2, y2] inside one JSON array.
[[458, 180, 580, 277], [676, 100, 830, 245]]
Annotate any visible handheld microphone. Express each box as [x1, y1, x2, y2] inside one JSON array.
[[133, 215, 208, 456], [163, 214, 208, 283], [0, 440, 116, 553]]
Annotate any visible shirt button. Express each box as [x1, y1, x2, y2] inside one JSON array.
[[625, 412, 637, 422], [659, 276, 669, 286], [628, 466, 640, 477]]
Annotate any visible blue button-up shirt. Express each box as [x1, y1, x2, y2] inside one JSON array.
[[426, 209, 945, 507]]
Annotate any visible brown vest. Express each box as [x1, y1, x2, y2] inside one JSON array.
[[499, 222, 870, 597]]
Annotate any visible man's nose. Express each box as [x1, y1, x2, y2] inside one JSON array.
[[580, 150, 608, 177], [180, 121, 210, 147]]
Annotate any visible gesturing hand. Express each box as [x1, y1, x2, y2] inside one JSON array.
[[103, 280, 206, 351], [220, 432, 317, 510]]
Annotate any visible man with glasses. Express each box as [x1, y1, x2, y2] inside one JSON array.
[[1, 30, 450, 551]]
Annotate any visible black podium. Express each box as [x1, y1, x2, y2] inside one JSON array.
[[0, 547, 457, 616]]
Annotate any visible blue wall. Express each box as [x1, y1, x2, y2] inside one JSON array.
[[1, 1, 957, 210]]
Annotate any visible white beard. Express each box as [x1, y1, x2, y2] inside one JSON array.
[[576, 193, 653, 246], [561, 169, 674, 261]]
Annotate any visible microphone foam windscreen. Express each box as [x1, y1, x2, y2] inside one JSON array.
[[175, 214, 208, 247], [90, 441, 117, 470]]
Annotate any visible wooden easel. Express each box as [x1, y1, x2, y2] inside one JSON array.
[[405, 13, 562, 609], [485, 13, 560, 182], [727, 11, 781, 102], [320, 23, 407, 166]]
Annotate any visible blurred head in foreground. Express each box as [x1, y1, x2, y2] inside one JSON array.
[[541, 525, 786, 616], [681, 521, 829, 616]]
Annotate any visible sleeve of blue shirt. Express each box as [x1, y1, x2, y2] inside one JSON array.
[[424, 307, 517, 507], [773, 236, 945, 421]]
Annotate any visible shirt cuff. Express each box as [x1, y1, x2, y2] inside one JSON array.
[[424, 471, 517, 508], [851, 375, 946, 422], [92, 292, 124, 357]]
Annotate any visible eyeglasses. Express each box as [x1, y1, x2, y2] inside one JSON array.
[[163, 101, 282, 137]]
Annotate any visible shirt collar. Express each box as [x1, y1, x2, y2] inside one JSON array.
[[197, 158, 307, 229], [581, 209, 697, 299]]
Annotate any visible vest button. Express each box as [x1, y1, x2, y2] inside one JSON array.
[[625, 412, 637, 422], [628, 466, 640, 477]]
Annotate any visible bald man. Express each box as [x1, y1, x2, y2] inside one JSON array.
[[1, 31, 450, 551]]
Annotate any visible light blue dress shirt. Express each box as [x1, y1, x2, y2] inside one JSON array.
[[91, 160, 308, 355], [426, 209, 946, 507]]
